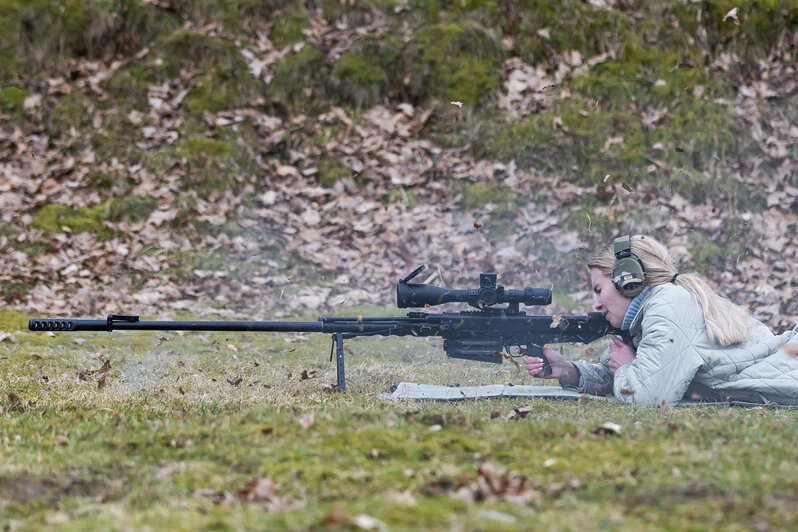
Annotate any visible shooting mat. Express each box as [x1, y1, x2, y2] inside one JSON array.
[[381, 382, 607, 401], [381, 382, 795, 408]]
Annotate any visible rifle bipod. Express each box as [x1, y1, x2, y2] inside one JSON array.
[[329, 332, 346, 392]]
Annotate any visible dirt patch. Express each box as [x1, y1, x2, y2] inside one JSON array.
[[0, 475, 104, 503]]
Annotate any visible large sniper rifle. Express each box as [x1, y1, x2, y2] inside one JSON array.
[[29, 265, 626, 392]]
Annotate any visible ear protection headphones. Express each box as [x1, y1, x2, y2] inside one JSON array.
[[612, 235, 646, 298]]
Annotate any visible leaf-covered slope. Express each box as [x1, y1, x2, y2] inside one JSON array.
[[0, 0, 796, 331]]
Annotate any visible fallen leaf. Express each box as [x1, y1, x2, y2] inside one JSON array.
[[321, 504, 351, 526], [723, 7, 740, 25], [550, 314, 567, 329], [593, 422, 622, 436], [353, 514, 388, 531], [235, 477, 305, 512], [386, 490, 417, 505], [502, 353, 521, 370], [300, 369, 318, 380], [45, 512, 69, 525], [490, 403, 502, 419], [236, 477, 278, 502], [298, 414, 314, 429], [506, 404, 533, 421]]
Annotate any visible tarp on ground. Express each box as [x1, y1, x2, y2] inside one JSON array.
[[381, 382, 606, 401]]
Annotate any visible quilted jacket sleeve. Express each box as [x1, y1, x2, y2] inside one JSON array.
[[563, 346, 614, 397], [612, 290, 706, 406]]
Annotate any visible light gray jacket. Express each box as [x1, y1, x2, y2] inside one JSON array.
[[565, 283, 798, 406]]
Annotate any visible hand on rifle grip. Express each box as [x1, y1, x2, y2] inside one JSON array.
[[519, 345, 552, 378]]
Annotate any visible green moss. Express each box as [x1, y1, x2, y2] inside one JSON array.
[[140, 146, 181, 177], [106, 195, 158, 223], [407, 20, 503, 105], [688, 225, 758, 274], [0, 0, 174, 82], [11, 239, 50, 257], [176, 0, 274, 33], [0, 309, 29, 330], [0, 0, 23, 79], [474, 89, 749, 205], [269, 8, 309, 45], [331, 53, 387, 108], [309, 121, 345, 146], [161, 29, 226, 66], [320, 0, 403, 22], [176, 136, 250, 196], [654, 100, 738, 158], [270, 45, 327, 110], [179, 136, 236, 160], [327, 33, 402, 108], [691, 0, 798, 65], [156, 34, 262, 116], [105, 65, 158, 111], [317, 156, 352, 187], [2, 281, 30, 303], [185, 74, 242, 115], [31, 204, 111, 237], [572, 60, 711, 110], [461, 182, 514, 211], [0, 85, 27, 113], [44, 89, 94, 136], [0, 223, 49, 257], [459, 182, 524, 241], [490, 0, 626, 60], [165, 247, 233, 277], [157, 30, 244, 77], [163, 245, 280, 282], [477, 103, 649, 186]]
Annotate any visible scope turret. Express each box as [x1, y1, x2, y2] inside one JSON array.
[[396, 265, 552, 311]]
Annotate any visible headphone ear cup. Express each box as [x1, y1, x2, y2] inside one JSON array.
[[612, 256, 646, 298]]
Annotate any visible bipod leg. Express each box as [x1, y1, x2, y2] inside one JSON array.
[[329, 332, 346, 393]]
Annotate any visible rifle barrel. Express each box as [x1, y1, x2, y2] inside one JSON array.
[[28, 318, 336, 333]]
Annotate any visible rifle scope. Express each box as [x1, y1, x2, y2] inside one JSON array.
[[396, 266, 552, 310]]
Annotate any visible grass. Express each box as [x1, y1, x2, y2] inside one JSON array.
[[2, 309, 798, 530]]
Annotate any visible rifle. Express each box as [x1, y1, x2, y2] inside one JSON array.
[[28, 265, 627, 392]]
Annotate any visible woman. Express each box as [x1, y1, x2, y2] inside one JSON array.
[[524, 235, 798, 406]]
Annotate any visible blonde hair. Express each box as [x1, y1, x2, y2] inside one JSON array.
[[587, 235, 751, 345]]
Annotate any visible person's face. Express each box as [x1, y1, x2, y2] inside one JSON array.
[[590, 268, 632, 328]]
